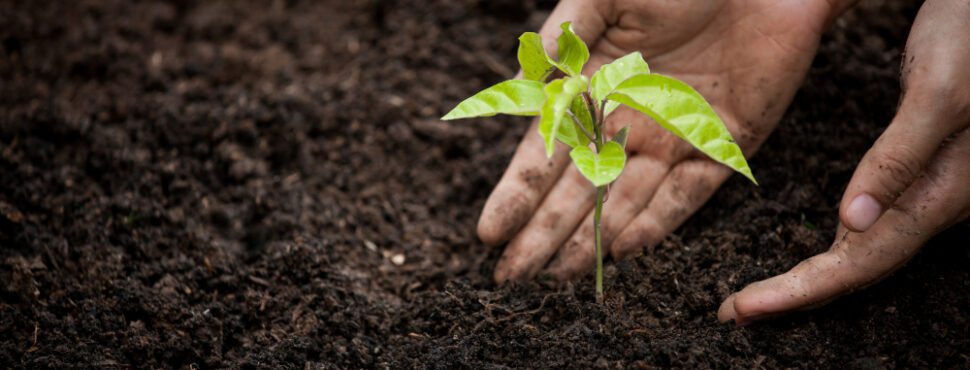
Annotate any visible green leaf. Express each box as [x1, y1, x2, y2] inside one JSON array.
[[611, 125, 631, 149], [569, 142, 627, 187], [554, 96, 595, 148], [442, 80, 547, 120], [592, 52, 651, 117], [538, 75, 589, 157], [518, 32, 557, 82], [607, 74, 757, 184], [555, 22, 590, 76]]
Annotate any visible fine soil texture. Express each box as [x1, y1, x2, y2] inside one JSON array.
[[1, 0, 968, 368]]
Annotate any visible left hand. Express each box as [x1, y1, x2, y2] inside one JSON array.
[[718, 0, 970, 326], [480, 0, 840, 284]]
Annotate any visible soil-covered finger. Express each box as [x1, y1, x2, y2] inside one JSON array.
[[611, 159, 732, 259], [542, 156, 667, 280], [494, 166, 595, 283], [478, 119, 570, 246]]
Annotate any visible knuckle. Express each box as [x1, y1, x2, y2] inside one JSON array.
[[825, 237, 879, 292], [785, 255, 834, 302], [664, 180, 691, 207], [903, 63, 970, 121], [868, 149, 923, 198], [615, 183, 639, 203]]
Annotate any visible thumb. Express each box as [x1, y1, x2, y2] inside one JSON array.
[[838, 108, 949, 232], [535, 0, 609, 68]]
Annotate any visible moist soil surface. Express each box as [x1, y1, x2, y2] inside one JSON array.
[[1, 0, 968, 368]]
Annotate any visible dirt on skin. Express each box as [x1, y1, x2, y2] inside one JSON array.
[[1, 0, 968, 368]]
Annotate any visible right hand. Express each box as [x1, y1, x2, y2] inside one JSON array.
[[718, 0, 970, 326], [481, 0, 849, 283]]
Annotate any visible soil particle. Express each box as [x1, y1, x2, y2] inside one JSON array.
[[519, 167, 547, 191]]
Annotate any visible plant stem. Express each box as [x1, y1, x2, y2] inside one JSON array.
[[598, 98, 608, 131], [566, 111, 595, 144], [583, 92, 601, 143], [586, 93, 606, 304], [582, 92, 597, 124], [594, 185, 605, 304]]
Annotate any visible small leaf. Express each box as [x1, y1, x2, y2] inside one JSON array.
[[802, 213, 817, 229], [442, 80, 547, 120], [611, 125, 631, 149], [607, 74, 756, 184], [592, 52, 650, 117], [518, 32, 557, 82], [569, 142, 627, 187], [555, 22, 590, 76], [538, 75, 589, 157], [554, 96, 595, 148]]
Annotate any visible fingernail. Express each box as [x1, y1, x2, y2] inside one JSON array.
[[846, 193, 881, 231]]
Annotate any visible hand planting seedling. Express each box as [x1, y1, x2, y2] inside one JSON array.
[[443, 22, 757, 303]]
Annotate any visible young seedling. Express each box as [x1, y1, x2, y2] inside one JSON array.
[[443, 22, 757, 303]]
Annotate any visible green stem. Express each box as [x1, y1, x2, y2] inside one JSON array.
[[594, 185, 605, 304], [585, 92, 606, 304], [566, 111, 595, 144]]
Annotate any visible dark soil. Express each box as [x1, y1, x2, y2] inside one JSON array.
[[1, 0, 968, 368]]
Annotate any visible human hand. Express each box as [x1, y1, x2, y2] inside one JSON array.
[[718, 0, 970, 326], [480, 0, 842, 283]]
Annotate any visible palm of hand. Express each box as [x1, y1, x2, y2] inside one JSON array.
[[483, 0, 835, 283]]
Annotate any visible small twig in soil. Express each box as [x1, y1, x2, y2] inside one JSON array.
[[471, 291, 561, 333], [627, 328, 653, 337], [443, 289, 460, 303], [248, 275, 270, 287], [496, 290, 561, 323], [259, 291, 270, 312]]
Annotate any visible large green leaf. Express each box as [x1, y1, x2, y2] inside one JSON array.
[[569, 142, 627, 187], [442, 80, 546, 120], [554, 95, 595, 149], [518, 32, 557, 82], [555, 22, 589, 76], [592, 52, 651, 117], [607, 74, 756, 183], [538, 75, 589, 157]]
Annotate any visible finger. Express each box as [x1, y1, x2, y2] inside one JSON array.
[[838, 106, 962, 232], [477, 120, 571, 246], [839, 0, 970, 232], [536, 0, 610, 61], [610, 159, 733, 260], [542, 156, 669, 280], [494, 166, 595, 283], [719, 128, 970, 326]]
